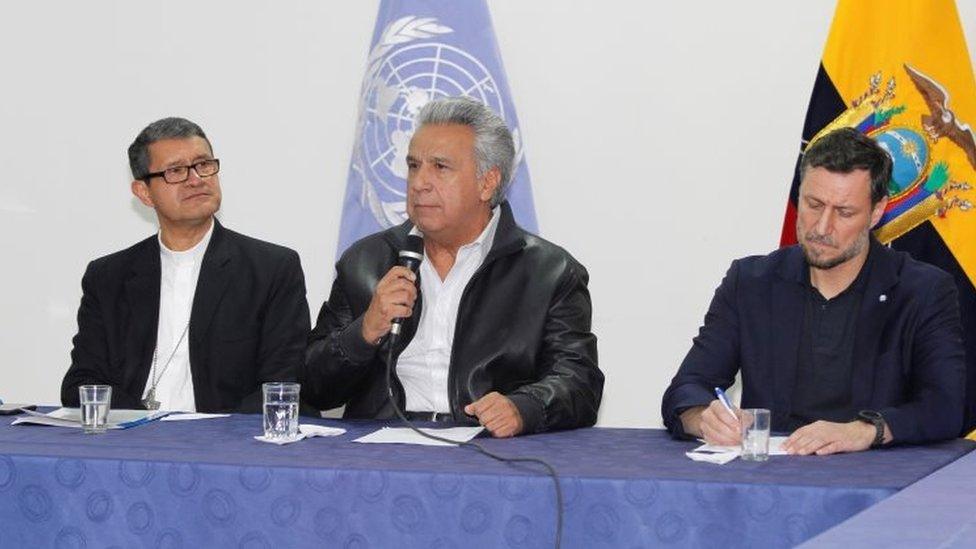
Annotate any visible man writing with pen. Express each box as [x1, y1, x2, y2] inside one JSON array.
[[660, 128, 965, 455]]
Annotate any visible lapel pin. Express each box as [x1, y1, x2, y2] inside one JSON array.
[[879, 294, 887, 302]]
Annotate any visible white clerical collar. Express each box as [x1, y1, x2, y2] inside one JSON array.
[[158, 218, 215, 265]]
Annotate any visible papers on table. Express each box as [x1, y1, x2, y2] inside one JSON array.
[[687, 449, 740, 464], [161, 412, 230, 421], [253, 424, 347, 445], [0, 403, 36, 414], [686, 436, 790, 464], [694, 437, 789, 455], [12, 408, 169, 429], [353, 426, 484, 447]]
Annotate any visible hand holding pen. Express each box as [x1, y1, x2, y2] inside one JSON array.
[[696, 387, 742, 446]]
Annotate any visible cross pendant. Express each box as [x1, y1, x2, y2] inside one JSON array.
[[142, 389, 160, 411]]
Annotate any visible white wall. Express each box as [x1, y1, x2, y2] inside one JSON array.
[[2, 2, 974, 427]]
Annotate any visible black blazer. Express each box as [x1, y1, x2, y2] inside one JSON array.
[[61, 219, 310, 413], [303, 202, 603, 433], [661, 238, 966, 444]]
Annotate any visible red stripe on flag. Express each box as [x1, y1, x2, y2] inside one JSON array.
[[779, 200, 797, 247]]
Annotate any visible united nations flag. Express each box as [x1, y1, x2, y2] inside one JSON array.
[[336, 0, 539, 256], [780, 0, 976, 433]]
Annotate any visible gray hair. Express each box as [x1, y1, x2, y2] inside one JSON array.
[[128, 117, 212, 181], [414, 97, 515, 207]]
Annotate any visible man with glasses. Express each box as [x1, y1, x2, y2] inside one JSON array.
[[61, 117, 310, 413]]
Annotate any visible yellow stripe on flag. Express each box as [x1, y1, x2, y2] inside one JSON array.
[[820, 0, 976, 286]]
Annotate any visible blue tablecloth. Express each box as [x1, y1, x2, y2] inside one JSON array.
[[802, 444, 976, 548], [0, 413, 972, 548]]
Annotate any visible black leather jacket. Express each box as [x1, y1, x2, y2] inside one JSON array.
[[302, 203, 603, 433]]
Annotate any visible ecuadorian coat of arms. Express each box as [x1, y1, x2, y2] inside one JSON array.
[[809, 64, 974, 243]]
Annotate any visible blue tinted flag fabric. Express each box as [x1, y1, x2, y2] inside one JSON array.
[[336, 0, 538, 256]]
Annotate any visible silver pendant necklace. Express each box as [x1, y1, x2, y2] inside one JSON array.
[[143, 321, 191, 410]]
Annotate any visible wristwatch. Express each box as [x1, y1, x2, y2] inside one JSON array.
[[857, 410, 886, 448]]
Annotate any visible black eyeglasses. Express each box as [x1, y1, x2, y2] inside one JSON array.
[[143, 159, 220, 184]]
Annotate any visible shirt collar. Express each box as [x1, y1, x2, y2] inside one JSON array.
[[463, 205, 501, 262], [158, 218, 215, 265], [803, 241, 874, 298], [410, 206, 501, 263]]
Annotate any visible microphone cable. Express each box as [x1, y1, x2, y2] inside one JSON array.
[[384, 336, 564, 549]]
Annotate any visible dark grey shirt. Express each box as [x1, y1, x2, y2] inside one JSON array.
[[787, 250, 872, 431]]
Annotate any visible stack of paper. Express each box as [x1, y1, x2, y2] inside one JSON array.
[[686, 437, 789, 464], [11, 408, 169, 429], [160, 413, 230, 421]]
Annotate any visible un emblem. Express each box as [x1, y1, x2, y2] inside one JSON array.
[[351, 16, 523, 228]]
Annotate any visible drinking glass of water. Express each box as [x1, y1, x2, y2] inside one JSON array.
[[79, 385, 112, 434], [263, 382, 300, 440], [740, 408, 771, 461]]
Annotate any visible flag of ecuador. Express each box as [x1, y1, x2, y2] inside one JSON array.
[[781, 0, 976, 432]]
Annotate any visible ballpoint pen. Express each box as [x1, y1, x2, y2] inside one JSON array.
[[713, 387, 738, 421], [117, 411, 171, 429]]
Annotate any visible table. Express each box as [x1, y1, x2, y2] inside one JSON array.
[[0, 413, 971, 548], [801, 446, 976, 548]]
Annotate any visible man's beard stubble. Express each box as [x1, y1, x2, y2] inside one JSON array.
[[798, 226, 869, 271]]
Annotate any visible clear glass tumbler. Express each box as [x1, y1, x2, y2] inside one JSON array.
[[263, 382, 300, 440], [79, 385, 112, 434], [740, 408, 771, 461]]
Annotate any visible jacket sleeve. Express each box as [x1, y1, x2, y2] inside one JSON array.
[[234, 250, 311, 413], [506, 261, 603, 433], [61, 262, 144, 409], [879, 273, 965, 443], [301, 270, 381, 411], [661, 260, 742, 439]]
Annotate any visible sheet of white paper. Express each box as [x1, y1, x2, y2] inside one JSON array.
[[253, 424, 347, 445], [12, 413, 80, 429], [161, 413, 230, 421], [300, 424, 347, 437], [769, 437, 788, 455], [49, 407, 154, 423], [687, 436, 791, 464], [12, 408, 165, 429], [685, 450, 739, 465], [353, 426, 484, 447], [692, 443, 737, 454], [693, 436, 789, 456]]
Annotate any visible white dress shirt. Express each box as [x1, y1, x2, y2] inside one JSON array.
[[141, 220, 214, 412], [397, 207, 501, 413]]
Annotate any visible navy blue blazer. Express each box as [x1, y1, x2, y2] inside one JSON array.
[[662, 238, 965, 444]]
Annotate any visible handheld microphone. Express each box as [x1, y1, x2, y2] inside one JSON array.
[[390, 233, 424, 337], [380, 230, 564, 548]]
